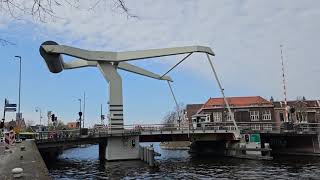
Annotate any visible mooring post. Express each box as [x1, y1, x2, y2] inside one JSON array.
[[148, 146, 155, 167], [140, 145, 144, 161], [144, 146, 148, 162]]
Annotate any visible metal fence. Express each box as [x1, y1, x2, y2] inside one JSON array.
[[34, 122, 320, 143]]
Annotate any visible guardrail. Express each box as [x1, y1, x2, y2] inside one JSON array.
[[34, 122, 320, 143]]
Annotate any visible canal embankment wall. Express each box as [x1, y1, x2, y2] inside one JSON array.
[[0, 140, 51, 179]]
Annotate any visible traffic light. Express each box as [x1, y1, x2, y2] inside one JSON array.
[[51, 114, 55, 122], [245, 134, 250, 143], [78, 111, 82, 117]]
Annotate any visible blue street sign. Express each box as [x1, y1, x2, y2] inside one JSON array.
[[5, 107, 16, 112], [5, 104, 17, 108]]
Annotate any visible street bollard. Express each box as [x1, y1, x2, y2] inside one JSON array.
[[143, 146, 148, 162], [140, 146, 143, 161], [12, 167, 23, 178], [148, 146, 155, 167], [146, 147, 149, 163]]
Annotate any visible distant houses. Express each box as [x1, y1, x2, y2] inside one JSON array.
[[3, 119, 26, 132], [183, 96, 320, 132]]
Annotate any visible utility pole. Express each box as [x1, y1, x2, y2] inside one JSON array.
[[280, 45, 289, 123], [14, 56, 22, 120], [100, 104, 104, 125], [83, 92, 86, 128]]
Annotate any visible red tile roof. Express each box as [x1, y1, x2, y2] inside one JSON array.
[[202, 96, 272, 108]]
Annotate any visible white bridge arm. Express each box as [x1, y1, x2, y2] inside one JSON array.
[[62, 59, 172, 82], [116, 46, 214, 61], [41, 45, 116, 61], [63, 59, 97, 69], [41, 44, 214, 62], [118, 62, 173, 82]]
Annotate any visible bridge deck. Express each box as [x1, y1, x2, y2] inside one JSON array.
[[35, 127, 238, 148]]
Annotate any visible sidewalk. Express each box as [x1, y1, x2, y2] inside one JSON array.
[[0, 140, 51, 180]]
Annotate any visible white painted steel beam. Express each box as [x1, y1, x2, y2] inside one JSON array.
[[41, 44, 214, 62], [62, 59, 172, 82]]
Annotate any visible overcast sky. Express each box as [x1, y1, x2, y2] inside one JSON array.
[[0, 0, 319, 127]]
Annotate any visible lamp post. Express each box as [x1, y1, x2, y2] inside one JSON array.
[[35, 107, 42, 131], [14, 55, 22, 120], [78, 98, 82, 135]]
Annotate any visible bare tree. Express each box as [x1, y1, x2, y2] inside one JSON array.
[[0, 38, 15, 46], [26, 119, 35, 127], [163, 103, 185, 127], [0, 0, 135, 45]]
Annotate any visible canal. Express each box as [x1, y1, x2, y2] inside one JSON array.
[[46, 143, 320, 179]]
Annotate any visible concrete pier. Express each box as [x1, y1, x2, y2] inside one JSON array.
[[99, 142, 107, 160], [106, 136, 140, 161], [0, 140, 50, 179]]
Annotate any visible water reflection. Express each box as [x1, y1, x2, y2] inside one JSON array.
[[47, 143, 320, 179]]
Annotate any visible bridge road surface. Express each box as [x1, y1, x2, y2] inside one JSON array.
[[0, 140, 50, 180], [36, 128, 238, 149]]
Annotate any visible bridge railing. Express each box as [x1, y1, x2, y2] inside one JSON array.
[[35, 122, 320, 142]]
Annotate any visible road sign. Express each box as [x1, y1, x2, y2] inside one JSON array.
[[5, 104, 17, 108], [250, 134, 261, 143], [5, 107, 16, 112]]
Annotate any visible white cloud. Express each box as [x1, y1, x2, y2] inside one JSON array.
[[20, 1, 320, 97], [2, 0, 320, 125]]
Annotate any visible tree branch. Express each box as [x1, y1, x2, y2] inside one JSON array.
[[0, 38, 15, 46]]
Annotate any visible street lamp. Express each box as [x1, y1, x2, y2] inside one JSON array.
[[14, 55, 22, 120], [35, 107, 43, 132], [35, 107, 42, 126], [78, 98, 82, 112]]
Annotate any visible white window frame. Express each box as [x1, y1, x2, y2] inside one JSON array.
[[262, 110, 271, 121], [251, 124, 260, 130], [212, 112, 222, 122], [250, 111, 259, 121], [226, 112, 234, 122], [263, 124, 272, 131]]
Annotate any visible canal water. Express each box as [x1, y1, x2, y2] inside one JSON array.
[[46, 143, 320, 179]]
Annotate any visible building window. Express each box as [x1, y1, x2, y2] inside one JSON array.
[[262, 110, 271, 120], [250, 111, 259, 121], [263, 124, 272, 131], [296, 112, 307, 122], [205, 114, 211, 122], [279, 112, 284, 122], [226, 112, 234, 121], [251, 124, 260, 130], [212, 112, 222, 122]]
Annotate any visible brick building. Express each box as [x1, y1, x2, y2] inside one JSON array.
[[193, 96, 276, 131], [183, 104, 203, 125], [67, 122, 78, 129], [273, 99, 320, 125]]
